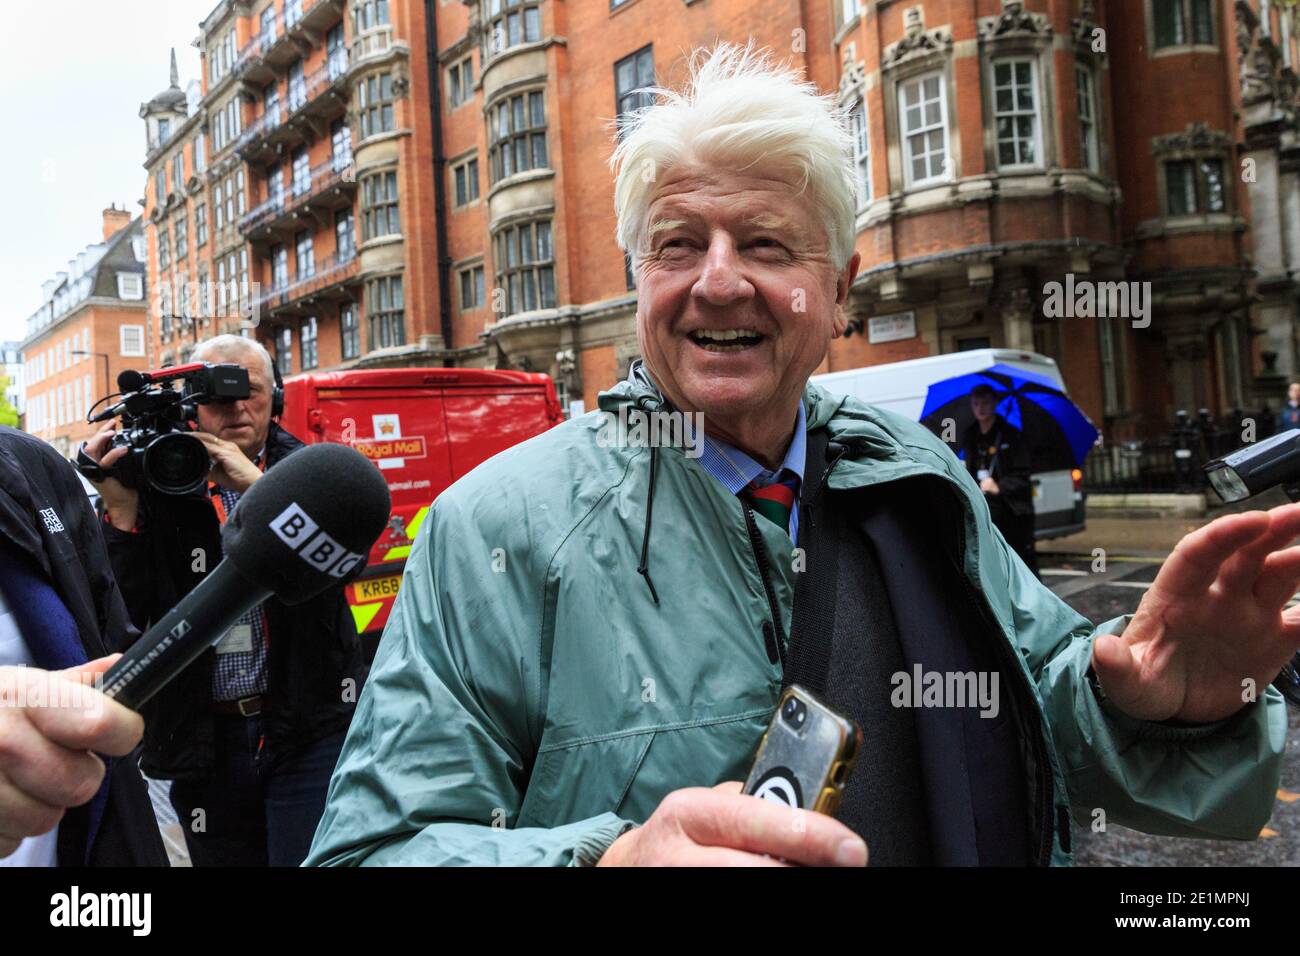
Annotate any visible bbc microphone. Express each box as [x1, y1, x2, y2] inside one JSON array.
[[100, 442, 392, 710]]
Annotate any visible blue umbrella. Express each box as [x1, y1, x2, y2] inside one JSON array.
[[919, 363, 1099, 469]]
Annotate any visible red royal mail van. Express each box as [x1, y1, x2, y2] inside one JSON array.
[[279, 368, 562, 655]]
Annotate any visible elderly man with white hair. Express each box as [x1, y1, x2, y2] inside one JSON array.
[[307, 45, 1294, 867]]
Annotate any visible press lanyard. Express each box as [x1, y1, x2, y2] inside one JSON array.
[[209, 451, 267, 525]]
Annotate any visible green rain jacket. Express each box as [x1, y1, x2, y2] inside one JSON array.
[[305, 364, 1287, 866]]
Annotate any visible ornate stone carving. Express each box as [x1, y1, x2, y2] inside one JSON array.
[[1072, 0, 1101, 50], [839, 48, 866, 97], [1150, 122, 1232, 156], [555, 347, 576, 379], [883, 9, 953, 71], [979, 0, 1052, 42], [462, 0, 481, 45]]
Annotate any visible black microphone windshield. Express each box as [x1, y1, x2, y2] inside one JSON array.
[[221, 442, 392, 605], [117, 369, 148, 392]]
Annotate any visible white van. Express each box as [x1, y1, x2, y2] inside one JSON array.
[[811, 349, 1086, 539]]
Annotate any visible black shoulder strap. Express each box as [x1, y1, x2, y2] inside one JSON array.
[[782, 427, 839, 697]]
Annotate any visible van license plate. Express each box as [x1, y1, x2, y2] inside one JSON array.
[[353, 575, 402, 602]]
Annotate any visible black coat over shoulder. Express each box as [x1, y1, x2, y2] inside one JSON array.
[[0, 426, 167, 866]]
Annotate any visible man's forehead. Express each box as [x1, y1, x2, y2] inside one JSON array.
[[648, 210, 796, 230]]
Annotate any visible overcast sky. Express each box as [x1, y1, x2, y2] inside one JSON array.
[[0, 0, 218, 344]]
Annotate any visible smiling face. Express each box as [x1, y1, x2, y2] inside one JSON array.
[[194, 350, 274, 459], [635, 164, 859, 460]]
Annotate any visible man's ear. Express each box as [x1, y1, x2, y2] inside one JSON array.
[[835, 251, 861, 307]]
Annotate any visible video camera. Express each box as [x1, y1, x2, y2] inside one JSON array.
[[79, 362, 251, 496]]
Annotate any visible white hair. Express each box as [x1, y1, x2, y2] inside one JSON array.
[[608, 41, 858, 275], [192, 334, 276, 383]]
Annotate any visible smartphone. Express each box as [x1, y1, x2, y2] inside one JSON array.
[[742, 684, 862, 815]]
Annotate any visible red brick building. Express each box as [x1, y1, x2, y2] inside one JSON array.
[[139, 0, 1300, 439], [20, 209, 150, 457]]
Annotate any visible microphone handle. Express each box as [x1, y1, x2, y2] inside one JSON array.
[[102, 559, 273, 710]]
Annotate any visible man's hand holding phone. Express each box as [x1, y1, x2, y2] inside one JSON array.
[[596, 781, 868, 866]]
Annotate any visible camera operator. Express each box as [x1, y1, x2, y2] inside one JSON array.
[[81, 334, 365, 867]]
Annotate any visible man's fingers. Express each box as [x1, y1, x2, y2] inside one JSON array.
[[0, 715, 107, 809], [712, 780, 744, 795], [19, 671, 143, 757], [1219, 504, 1300, 596], [1157, 511, 1272, 598], [680, 846, 791, 867], [0, 772, 66, 845], [100, 445, 128, 468], [1255, 545, 1300, 611], [679, 790, 867, 866], [60, 655, 122, 684]]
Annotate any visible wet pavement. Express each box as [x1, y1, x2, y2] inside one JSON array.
[[1039, 550, 1300, 866]]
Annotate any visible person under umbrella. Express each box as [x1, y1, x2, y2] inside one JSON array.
[[960, 383, 1038, 577]]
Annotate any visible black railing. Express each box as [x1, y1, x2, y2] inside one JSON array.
[[1083, 408, 1280, 494]]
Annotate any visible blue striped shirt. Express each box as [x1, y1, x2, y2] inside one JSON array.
[[696, 402, 806, 545]]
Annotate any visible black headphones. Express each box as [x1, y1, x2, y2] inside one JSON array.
[[271, 359, 285, 418]]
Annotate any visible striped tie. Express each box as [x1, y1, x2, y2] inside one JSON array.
[[744, 470, 800, 535]]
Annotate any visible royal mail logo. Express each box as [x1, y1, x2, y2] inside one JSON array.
[[353, 436, 428, 462]]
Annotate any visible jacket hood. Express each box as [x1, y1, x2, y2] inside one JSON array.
[[597, 359, 906, 465]]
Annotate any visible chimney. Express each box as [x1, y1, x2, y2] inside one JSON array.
[[102, 204, 131, 242]]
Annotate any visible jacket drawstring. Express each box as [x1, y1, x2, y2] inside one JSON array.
[[807, 439, 853, 528], [637, 443, 661, 604]]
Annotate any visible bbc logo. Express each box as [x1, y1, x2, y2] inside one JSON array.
[[270, 503, 366, 578]]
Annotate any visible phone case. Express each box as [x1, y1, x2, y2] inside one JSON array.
[[742, 684, 862, 815]]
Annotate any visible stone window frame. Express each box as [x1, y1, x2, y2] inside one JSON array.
[[299, 316, 319, 370], [340, 301, 361, 359], [360, 166, 401, 241], [482, 0, 544, 64], [614, 44, 654, 141], [491, 215, 556, 318], [1150, 122, 1233, 222], [895, 70, 954, 189], [458, 260, 487, 310], [835, 0, 862, 36], [173, 214, 188, 263], [451, 152, 481, 208], [448, 55, 475, 109], [357, 72, 397, 142], [1147, 0, 1218, 58], [977, 2, 1058, 175], [366, 273, 406, 349], [987, 56, 1046, 171], [277, 326, 294, 376], [486, 86, 549, 185], [1075, 63, 1102, 175], [879, 9, 958, 194], [838, 52, 872, 208]]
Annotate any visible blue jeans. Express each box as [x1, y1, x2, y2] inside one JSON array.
[[169, 714, 345, 867]]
